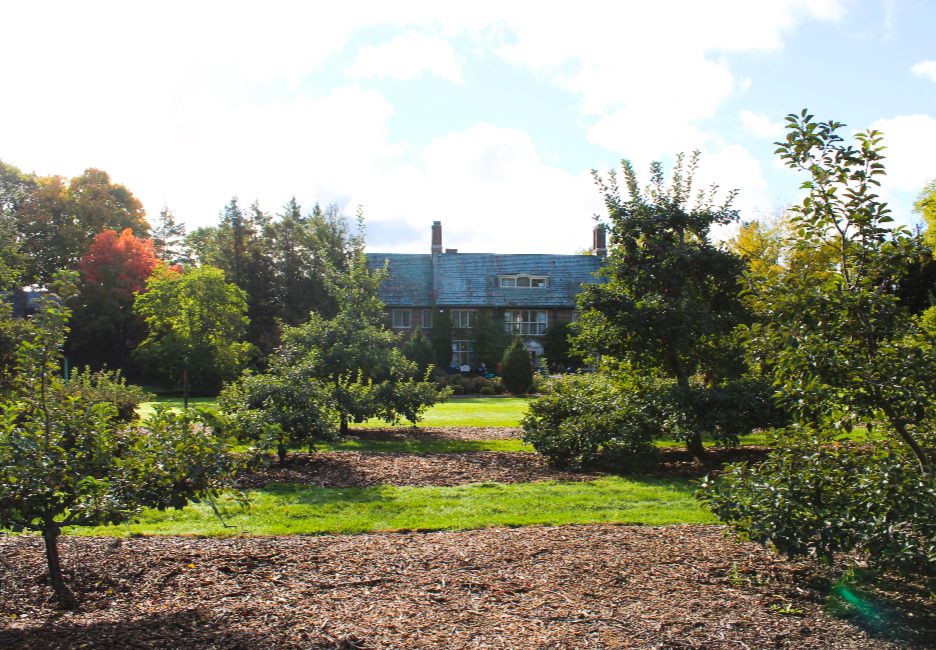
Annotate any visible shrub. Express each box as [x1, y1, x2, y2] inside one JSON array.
[[59, 367, 154, 423], [501, 337, 533, 394], [521, 373, 661, 470], [479, 386, 495, 396], [699, 428, 936, 576], [450, 384, 465, 395]]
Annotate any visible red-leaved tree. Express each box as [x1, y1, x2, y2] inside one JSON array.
[[69, 229, 159, 371]]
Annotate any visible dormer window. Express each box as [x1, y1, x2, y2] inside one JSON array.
[[499, 274, 547, 289]]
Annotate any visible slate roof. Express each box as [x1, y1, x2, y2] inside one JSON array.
[[367, 252, 603, 309], [367, 254, 434, 306]]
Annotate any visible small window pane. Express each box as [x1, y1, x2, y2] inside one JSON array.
[[500, 277, 516, 288], [421, 310, 433, 328], [516, 276, 530, 288], [392, 310, 411, 328], [531, 277, 546, 288]]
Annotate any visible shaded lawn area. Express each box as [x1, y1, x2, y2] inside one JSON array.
[[321, 438, 531, 453], [71, 476, 714, 536]]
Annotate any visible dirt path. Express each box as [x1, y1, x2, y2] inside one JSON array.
[[0, 525, 920, 649]]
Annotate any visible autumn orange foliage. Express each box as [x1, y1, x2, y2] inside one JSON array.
[[79, 229, 158, 300]]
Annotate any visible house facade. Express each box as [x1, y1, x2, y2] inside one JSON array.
[[367, 222, 605, 368]]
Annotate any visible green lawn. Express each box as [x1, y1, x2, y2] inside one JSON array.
[[137, 396, 219, 418], [358, 397, 533, 428], [73, 476, 714, 537], [137, 395, 531, 427], [320, 438, 532, 453]]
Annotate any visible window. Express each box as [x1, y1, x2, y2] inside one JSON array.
[[451, 309, 476, 328], [498, 274, 547, 289], [421, 309, 433, 329], [504, 310, 548, 335], [451, 340, 474, 367], [391, 309, 411, 328]]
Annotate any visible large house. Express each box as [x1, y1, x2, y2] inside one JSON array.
[[367, 221, 605, 367]]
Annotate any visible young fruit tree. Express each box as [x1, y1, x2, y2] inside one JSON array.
[[701, 111, 936, 575], [0, 278, 242, 608], [577, 153, 749, 458]]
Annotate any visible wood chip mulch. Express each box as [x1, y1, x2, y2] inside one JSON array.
[[350, 426, 523, 441], [237, 452, 603, 489], [1, 525, 924, 649]]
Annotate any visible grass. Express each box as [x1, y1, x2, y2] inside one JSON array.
[[72, 476, 714, 537], [320, 438, 532, 453], [137, 395, 532, 427], [137, 396, 219, 418], [358, 397, 533, 428]]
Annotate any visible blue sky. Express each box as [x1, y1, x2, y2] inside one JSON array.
[[2, 1, 935, 254]]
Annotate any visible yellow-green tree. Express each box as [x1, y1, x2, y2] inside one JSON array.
[[134, 265, 253, 405]]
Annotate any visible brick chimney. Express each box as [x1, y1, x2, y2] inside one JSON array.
[[592, 224, 607, 257], [431, 221, 443, 254]]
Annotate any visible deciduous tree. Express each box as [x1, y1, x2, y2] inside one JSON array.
[[133, 265, 253, 405], [577, 152, 747, 457]]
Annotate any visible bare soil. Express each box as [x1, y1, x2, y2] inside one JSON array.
[[1, 427, 930, 648]]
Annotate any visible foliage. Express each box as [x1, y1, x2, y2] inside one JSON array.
[[133, 265, 253, 402], [8, 167, 149, 286], [521, 373, 661, 470], [430, 309, 453, 369], [402, 328, 435, 376], [578, 152, 747, 457], [744, 111, 936, 471], [218, 368, 337, 466], [69, 228, 159, 370], [700, 429, 935, 575], [0, 281, 241, 608], [151, 205, 189, 266], [916, 178, 936, 251], [57, 366, 154, 423], [222, 237, 448, 458], [541, 322, 579, 371], [434, 373, 505, 396], [703, 110, 936, 578], [473, 310, 509, 367], [500, 337, 533, 395]]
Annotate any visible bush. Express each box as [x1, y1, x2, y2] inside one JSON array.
[[501, 337, 533, 394], [521, 373, 661, 470], [699, 428, 936, 576], [58, 367, 154, 423], [479, 386, 495, 396]]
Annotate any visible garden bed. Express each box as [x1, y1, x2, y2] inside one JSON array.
[[1, 525, 924, 649]]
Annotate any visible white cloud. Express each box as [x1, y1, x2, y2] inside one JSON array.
[[350, 34, 463, 83], [740, 110, 786, 140], [356, 123, 603, 254], [911, 60, 936, 83], [871, 115, 936, 193]]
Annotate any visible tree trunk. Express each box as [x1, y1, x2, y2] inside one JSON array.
[[277, 442, 287, 467], [183, 366, 190, 410], [668, 347, 706, 460], [340, 414, 349, 436], [43, 524, 77, 610]]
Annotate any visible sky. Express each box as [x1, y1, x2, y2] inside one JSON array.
[[2, 0, 935, 254]]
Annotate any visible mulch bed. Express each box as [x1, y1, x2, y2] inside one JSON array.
[[237, 452, 603, 489], [3, 428, 929, 647], [1, 525, 926, 649], [238, 445, 770, 490]]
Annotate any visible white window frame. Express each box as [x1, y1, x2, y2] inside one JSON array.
[[451, 340, 474, 367], [451, 309, 476, 328], [391, 309, 411, 329], [421, 309, 433, 329], [504, 310, 548, 336], [498, 274, 548, 289]]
